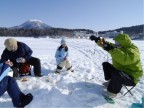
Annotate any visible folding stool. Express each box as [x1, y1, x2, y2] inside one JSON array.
[[121, 85, 135, 96]]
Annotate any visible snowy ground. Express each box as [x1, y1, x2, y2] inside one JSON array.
[[0, 37, 144, 108]]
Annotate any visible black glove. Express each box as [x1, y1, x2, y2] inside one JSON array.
[[89, 35, 100, 42], [103, 43, 114, 51]]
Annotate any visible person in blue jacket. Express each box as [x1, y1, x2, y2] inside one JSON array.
[[0, 61, 33, 107], [55, 38, 74, 74], [1, 38, 42, 78]]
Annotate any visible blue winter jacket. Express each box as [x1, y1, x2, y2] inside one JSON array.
[[55, 47, 69, 65], [1, 42, 33, 66]]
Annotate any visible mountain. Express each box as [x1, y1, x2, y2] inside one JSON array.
[[11, 19, 52, 29]]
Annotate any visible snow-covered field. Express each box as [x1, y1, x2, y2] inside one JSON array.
[[0, 37, 144, 108]]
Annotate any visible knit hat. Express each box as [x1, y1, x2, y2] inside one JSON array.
[[61, 38, 66, 45], [4, 38, 17, 51]]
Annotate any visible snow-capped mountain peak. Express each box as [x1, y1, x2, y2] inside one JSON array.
[[27, 19, 43, 23], [11, 19, 52, 29]]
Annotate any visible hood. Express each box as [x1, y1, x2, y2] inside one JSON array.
[[114, 34, 132, 47]]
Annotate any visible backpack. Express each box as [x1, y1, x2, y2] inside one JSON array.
[[19, 63, 31, 75]]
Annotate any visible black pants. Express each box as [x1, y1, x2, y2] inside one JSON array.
[[12, 57, 41, 77], [102, 62, 135, 94], [28, 57, 41, 76]]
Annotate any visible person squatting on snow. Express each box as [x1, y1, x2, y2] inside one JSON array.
[[1, 38, 42, 78], [90, 33, 143, 98], [55, 38, 74, 74], [0, 61, 33, 107]]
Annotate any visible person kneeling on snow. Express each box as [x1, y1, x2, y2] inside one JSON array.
[[0, 61, 33, 107], [90, 33, 143, 98], [55, 38, 74, 74], [1, 38, 42, 78]]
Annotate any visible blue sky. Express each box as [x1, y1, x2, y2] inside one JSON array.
[[0, 0, 143, 31]]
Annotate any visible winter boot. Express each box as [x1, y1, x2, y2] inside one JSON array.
[[18, 93, 33, 107], [55, 66, 62, 74]]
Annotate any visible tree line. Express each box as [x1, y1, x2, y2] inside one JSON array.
[[0, 27, 94, 37]]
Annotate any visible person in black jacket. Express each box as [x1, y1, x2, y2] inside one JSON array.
[[1, 38, 42, 78]]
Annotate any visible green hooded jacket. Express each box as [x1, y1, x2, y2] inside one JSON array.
[[97, 34, 143, 84]]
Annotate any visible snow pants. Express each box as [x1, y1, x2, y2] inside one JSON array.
[[56, 60, 72, 72], [102, 62, 135, 94], [0, 76, 23, 107]]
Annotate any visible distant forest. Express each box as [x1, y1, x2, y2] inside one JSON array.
[[98, 24, 144, 35], [0, 27, 94, 37], [0, 24, 143, 37]]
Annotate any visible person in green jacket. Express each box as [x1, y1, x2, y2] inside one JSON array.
[[90, 33, 143, 98]]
